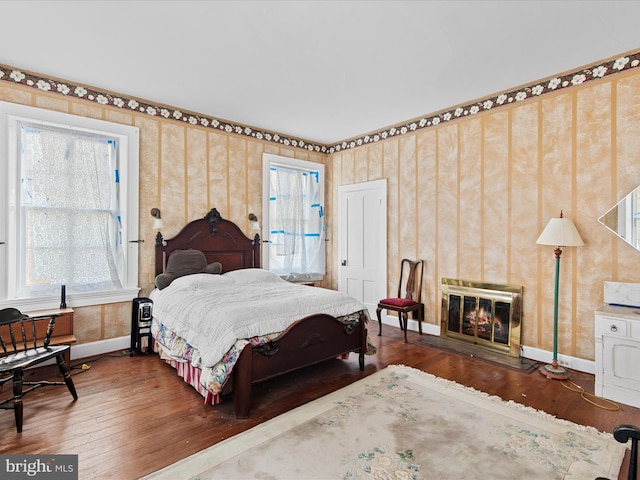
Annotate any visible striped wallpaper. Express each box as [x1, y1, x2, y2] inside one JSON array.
[[1, 49, 640, 363]]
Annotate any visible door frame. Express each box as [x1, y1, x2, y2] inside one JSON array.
[[337, 179, 387, 320]]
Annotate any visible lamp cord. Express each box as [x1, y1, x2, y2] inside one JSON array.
[[560, 378, 620, 411]]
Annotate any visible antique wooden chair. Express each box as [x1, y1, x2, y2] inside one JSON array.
[[616, 424, 640, 480], [376, 258, 424, 343], [595, 424, 640, 480], [0, 308, 78, 433]]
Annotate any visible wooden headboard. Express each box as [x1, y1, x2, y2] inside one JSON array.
[[154, 208, 261, 276]]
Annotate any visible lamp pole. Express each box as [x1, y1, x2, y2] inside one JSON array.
[[551, 246, 561, 367]]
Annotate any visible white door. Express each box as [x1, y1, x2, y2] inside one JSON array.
[[338, 179, 387, 319]]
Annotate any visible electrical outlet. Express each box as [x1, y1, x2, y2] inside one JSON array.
[[557, 358, 571, 368]]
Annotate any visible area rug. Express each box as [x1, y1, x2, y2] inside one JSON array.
[[145, 365, 626, 480]]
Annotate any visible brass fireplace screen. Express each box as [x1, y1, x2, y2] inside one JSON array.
[[441, 278, 523, 357]]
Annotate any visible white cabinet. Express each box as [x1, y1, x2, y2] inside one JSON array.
[[595, 304, 640, 408]]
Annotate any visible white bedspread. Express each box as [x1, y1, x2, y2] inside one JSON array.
[[149, 269, 367, 368]]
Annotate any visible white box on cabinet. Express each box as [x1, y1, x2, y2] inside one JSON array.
[[603, 281, 640, 307]]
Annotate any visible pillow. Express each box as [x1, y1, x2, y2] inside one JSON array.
[[223, 268, 284, 285], [202, 262, 223, 275], [169, 272, 232, 290], [154, 249, 222, 290]]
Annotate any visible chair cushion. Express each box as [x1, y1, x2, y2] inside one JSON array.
[[379, 298, 418, 308]]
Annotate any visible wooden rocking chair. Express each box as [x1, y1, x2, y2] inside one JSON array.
[[0, 308, 78, 433]]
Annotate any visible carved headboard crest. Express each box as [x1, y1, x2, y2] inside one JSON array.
[[204, 208, 223, 236], [154, 207, 260, 276]]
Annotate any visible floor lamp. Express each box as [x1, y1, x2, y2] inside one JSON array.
[[536, 211, 584, 380]]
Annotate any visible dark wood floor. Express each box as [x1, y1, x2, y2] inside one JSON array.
[[1, 325, 638, 479]]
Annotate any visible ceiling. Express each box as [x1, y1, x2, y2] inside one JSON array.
[[1, 1, 639, 145]]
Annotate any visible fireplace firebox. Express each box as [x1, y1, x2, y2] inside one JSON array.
[[441, 278, 523, 357]]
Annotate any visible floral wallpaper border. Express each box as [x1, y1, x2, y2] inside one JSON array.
[[333, 50, 640, 153], [1, 49, 639, 155]]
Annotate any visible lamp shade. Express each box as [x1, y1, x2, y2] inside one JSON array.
[[536, 216, 584, 247], [152, 218, 165, 230]]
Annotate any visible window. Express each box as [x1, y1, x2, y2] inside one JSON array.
[[262, 153, 325, 282], [0, 101, 140, 310]]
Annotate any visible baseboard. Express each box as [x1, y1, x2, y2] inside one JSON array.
[[70, 335, 130, 361], [379, 314, 595, 374], [379, 314, 440, 336], [521, 345, 595, 375], [34, 336, 130, 369]]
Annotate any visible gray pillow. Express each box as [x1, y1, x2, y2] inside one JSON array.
[[202, 262, 222, 275], [154, 249, 222, 290]]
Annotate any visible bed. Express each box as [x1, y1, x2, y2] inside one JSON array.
[[151, 208, 371, 417]]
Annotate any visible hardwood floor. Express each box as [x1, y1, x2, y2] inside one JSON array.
[[1, 325, 638, 479]]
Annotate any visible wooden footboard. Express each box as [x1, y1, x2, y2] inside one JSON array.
[[233, 311, 367, 418]]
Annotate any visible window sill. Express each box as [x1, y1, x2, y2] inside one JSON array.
[[288, 280, 316, 286], [0, 287, 141, 311], [279, 273, 324, 283]]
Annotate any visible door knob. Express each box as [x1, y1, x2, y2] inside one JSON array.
[[341, 260, 347, 266]]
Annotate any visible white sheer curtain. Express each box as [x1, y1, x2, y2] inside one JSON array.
[[268, 165, 325, 281], [18, 122, 123, 297]]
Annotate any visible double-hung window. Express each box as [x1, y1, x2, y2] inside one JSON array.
[[0, 101, 140, 310], [262, 153, 325, 282]]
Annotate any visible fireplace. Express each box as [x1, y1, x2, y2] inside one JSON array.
[[441, 278, 523, 357]]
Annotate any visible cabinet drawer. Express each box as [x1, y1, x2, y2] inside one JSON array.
[[598, 317, 628, 337], [631, 321, 640, 340]]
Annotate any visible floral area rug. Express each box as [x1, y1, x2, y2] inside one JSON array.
[[145, 365, 626, 480]]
